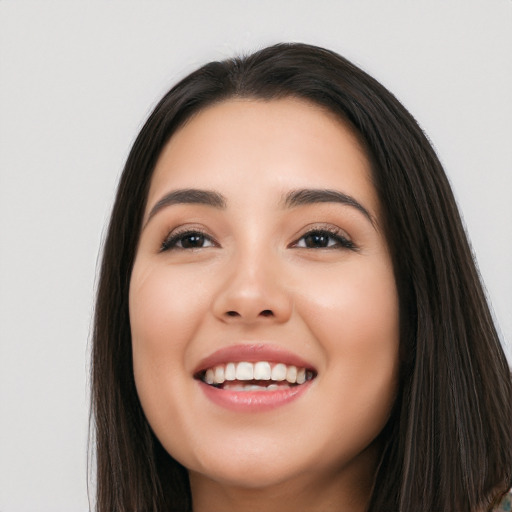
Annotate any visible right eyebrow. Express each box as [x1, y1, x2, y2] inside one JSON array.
[[144, 188, 227, 227], [282, 188, 376, 227]]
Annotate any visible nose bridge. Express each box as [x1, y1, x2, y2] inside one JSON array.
[[212, 237, 292, 323]]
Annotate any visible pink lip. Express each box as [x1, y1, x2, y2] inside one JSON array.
[[194, 343, 315, 374], [194, 344, 316, 412], [198, 379, 313, 412]]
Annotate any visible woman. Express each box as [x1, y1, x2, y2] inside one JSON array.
[[91, 43, 512, 511]]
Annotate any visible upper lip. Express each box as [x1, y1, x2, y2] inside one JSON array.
[[193, 343, 316, 375]]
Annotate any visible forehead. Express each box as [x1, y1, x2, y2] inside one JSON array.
[[147, 98, 378, 215]]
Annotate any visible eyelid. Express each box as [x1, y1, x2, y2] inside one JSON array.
[[158, 222, 356, 252], [289, 224, 356, 250], [159, 224, 218, 252]]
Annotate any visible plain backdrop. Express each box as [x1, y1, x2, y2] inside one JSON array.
[[0, 1, 511, 510]]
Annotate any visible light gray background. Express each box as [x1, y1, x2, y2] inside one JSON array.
[[1, 1, 511, 510]]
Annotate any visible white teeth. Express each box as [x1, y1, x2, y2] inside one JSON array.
[[205, 368, 214, 385], [201, 360, 314, 387], [213, 365, 224, 384], [253, 361, 271, 380], [271, 363, 287, 381], [223, 382, 287, 392], [286, 365, 297, 383], [236, 362, 253, 380], [225, 362, 236, 381]]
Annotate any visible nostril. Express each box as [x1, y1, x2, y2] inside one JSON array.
[[223, 309, 274, 319]]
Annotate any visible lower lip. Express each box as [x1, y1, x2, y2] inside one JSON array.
[[198, 380, 312, 412]]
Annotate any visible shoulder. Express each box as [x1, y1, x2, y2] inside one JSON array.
[[493, 489, 512, 512]]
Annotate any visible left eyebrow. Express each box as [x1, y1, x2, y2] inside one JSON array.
[[282, 188, 376, 227], [144, 188, 227, 227]]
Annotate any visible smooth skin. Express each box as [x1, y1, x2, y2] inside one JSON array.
[[129, 98, 400, 512]]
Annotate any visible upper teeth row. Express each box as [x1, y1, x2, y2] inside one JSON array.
[[203, 361, 308, 385]]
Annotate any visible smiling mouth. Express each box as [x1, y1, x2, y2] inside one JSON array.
[[196, 361, 316, 391]]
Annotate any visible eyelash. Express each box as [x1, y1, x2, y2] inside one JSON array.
[[160, 228, 217, 252], [160, 227, 356, 252], [291, 227, 356, 250]]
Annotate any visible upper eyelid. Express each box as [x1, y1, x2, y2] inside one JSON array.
[[160, 226, 217, 251], [163, 224, 349, 239], [158, 223, 355, 249], [167, 228, 215, 241], [163, 223, 213, 239], [290, 225, 357, 251], [291, 223, 352, 241]]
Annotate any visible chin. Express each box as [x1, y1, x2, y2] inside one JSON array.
[[191, 462, 302, 491], [186, 443, 311, 490]]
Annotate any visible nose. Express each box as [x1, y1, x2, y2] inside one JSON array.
[[211, 249, 293, 324]]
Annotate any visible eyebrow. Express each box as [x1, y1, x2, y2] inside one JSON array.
[[282, 188, 375, 226], [144, 187, 375, 228], [145, 188, 226, 225]]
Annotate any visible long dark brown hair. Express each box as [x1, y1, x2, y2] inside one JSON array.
[[91, 43, 512, 511]]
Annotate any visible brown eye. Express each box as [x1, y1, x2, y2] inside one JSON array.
[[180, 233, 207, 248], [161, 231, 216, 251], [294, 229, 355, 250], [303, 232, 332, 248]]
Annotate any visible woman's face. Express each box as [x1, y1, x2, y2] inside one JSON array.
[[129, 98, 399, 494]]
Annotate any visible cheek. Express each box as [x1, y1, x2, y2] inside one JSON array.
[[128, 263, 209, 420], [296, 257, 400, 413], [129, 263, 210, 352], [297, 257, 399, 352]]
